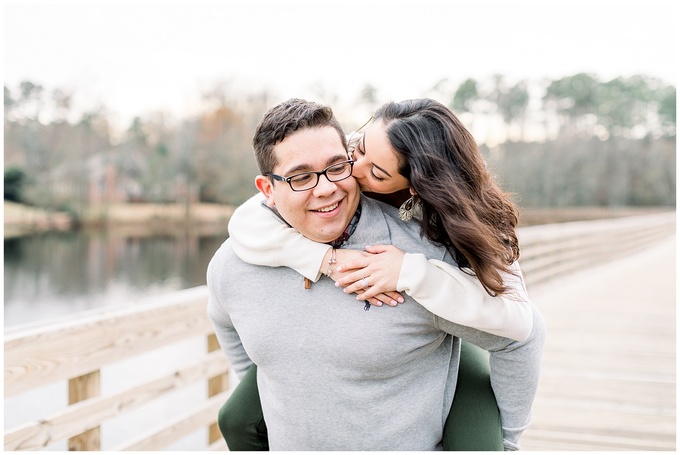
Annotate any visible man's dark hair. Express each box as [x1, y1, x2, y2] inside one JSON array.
[[252, 98, 347, 174]]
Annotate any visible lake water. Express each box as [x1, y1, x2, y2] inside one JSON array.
[[4, 228, 231, 450], [4, 228, 229, 328]]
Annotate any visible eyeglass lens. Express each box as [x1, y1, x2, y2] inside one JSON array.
[[289, 161, 353, 191]]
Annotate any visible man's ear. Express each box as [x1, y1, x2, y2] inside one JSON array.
[[255, 175, 276, 207]]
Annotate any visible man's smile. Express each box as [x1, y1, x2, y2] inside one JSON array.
[[310, 199, 341, 214]]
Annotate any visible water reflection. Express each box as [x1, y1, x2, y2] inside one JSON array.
[[4, 229, 229, 327]]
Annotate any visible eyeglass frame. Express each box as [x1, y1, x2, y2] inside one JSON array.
[[265, 159, 355, 192]]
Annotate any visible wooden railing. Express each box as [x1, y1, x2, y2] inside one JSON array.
[[4, 211, 675, 451], [4, 287, 229, 451], [518, 211, 675, 286]]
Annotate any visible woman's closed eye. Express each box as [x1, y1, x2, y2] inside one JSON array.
[[370, 169, 385, 181], [356, 145, 386, 181]]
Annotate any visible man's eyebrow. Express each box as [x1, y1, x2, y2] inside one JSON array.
[[326, 154, 350, 166], [362, 135, 393, 178], [282, 154, 348, 175]]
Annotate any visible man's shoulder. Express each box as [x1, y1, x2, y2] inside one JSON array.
[[362, 196, 405, 222], [363, 196, 419, 235], [207, 238, 281, 298], [207, 239, 242, 276], [361, 196, 446, 260], [364, 195, 398, 217]]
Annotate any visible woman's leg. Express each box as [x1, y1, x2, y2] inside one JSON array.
[[443, 341, 504, 451], [218, 364, 269, 451]]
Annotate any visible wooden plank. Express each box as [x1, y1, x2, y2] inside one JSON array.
[[4, 287, 213, 397], [522, 426, 676, 451], [113, 392, 230, 451], [207, 333, 229, 445], [532, 372, 675, 412], [518, 213, 676, 287], [208, 438, 229, 450], [521, 235, 676, 451], [517, 211, 675, 243], [527, 405, 676, 438], [68, 370, 101, 451], [4, 351, 228, 451]]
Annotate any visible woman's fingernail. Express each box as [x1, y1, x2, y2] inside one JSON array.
[[336, 266, 343, 272], [398, 297, 405, 303], [391, 300, 398, 306]]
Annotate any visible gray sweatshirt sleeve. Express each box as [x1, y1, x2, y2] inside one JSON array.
[[206, 254, 254, 379], [435, 302, 546, 450]]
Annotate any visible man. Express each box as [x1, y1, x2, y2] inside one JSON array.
[[207, 98, 544, 450]]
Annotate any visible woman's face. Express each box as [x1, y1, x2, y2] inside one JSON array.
[[350, 121, 410, 194]]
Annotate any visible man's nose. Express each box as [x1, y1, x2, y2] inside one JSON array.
[[312, 173, 337, 196]]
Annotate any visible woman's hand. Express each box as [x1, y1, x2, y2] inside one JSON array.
[[335, 245, 406, 306], [329, 248, 404, 307]]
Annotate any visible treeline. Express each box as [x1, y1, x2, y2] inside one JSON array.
[[442, 73, 676, 141], [486, 136, 675, 207], [4, 84, 271, 214], [3, 73, 676, 216]]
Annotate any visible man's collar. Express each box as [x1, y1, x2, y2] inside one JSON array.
[[341, 195, 391, 250], [328, 203, 362, 248]]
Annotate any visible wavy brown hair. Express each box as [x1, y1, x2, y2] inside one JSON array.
[[374, 99, 520, 296]]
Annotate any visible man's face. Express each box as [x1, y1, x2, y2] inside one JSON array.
[[255, 126, 361, 243]]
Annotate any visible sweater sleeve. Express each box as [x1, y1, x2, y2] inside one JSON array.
[[397, 253, 533, 341], [227, 193, 331, 282], [206, 254, 253, 379]]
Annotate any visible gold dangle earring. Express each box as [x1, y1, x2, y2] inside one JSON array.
[[398, 194, 416, 221]]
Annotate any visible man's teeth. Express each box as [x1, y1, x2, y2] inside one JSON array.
[[316, 202, 339, 213]]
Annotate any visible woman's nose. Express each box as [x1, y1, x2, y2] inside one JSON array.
[[351, 157, 366, 179]]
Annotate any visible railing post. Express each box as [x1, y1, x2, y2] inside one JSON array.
[[207, 334, 229, 445], [68, 370, 101, 450]]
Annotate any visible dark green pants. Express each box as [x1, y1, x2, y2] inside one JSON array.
[[218, 341, 503, 451]]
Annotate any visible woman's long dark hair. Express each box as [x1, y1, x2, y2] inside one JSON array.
[[374, 99, 520, 296]]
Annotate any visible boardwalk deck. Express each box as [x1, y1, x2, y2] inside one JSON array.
[[521, 235, 676, 451]]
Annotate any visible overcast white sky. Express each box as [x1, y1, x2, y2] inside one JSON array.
[[3, 0, 678, 132]]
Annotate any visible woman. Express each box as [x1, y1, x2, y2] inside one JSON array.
[[221, 98, 538, 450]]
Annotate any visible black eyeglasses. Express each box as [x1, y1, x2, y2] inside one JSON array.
[[266, 160, 355, 192], [346, 116, 373, 159]]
